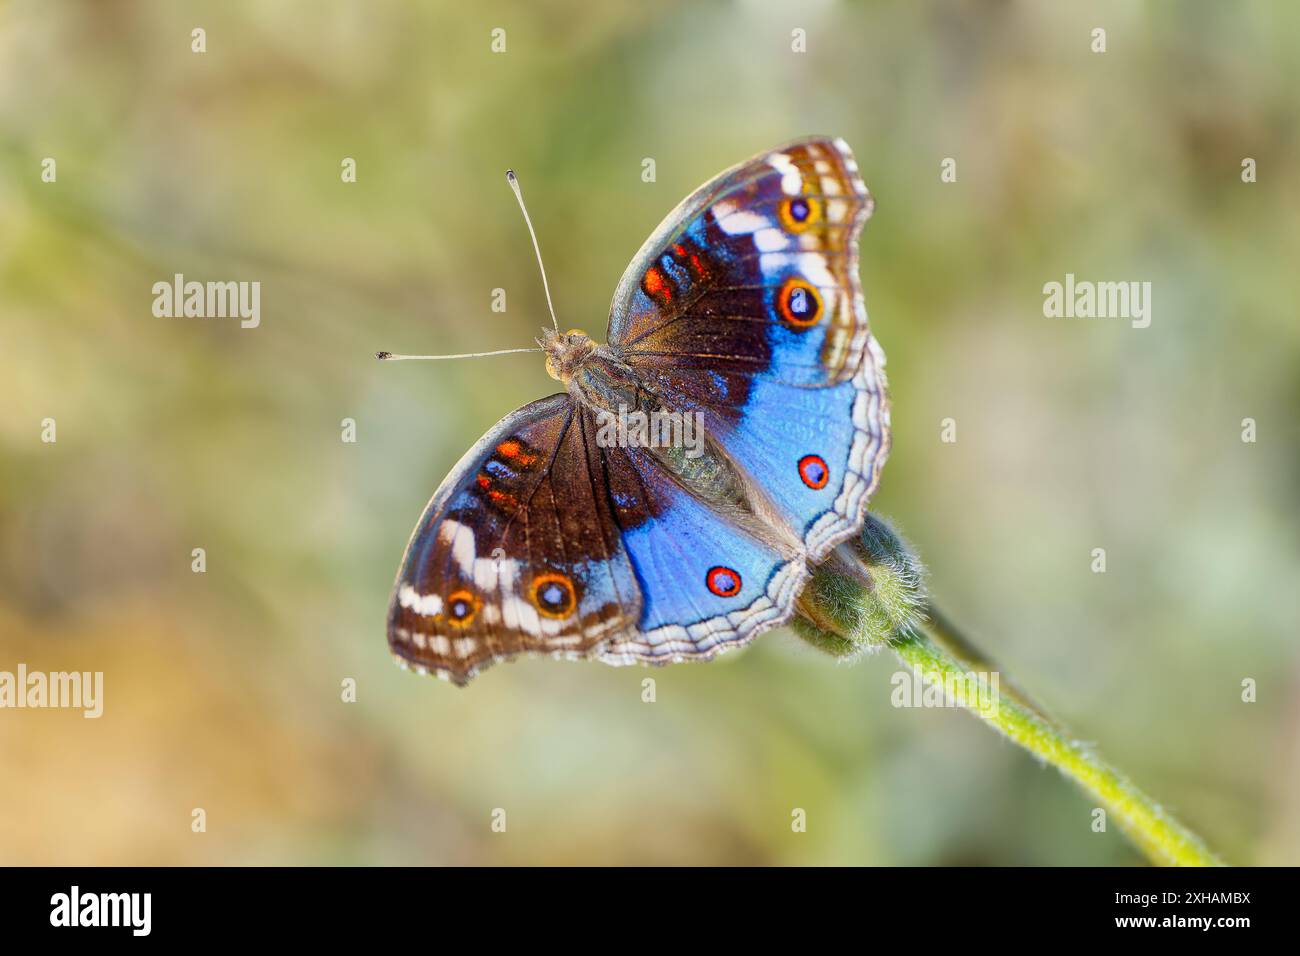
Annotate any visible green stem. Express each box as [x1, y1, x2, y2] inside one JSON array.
[[793, 516, 1224, 866], [891, 618, 1224, 867]]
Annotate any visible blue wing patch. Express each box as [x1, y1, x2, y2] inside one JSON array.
[[597, 445, 807, 664]]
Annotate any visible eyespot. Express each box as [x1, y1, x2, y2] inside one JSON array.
[[798, 454, 830, 489], [706, 566, 743, 598], [531, 573, 577, 618], [444, 589, 480, 628], [779, 196, 821, 232], [777, 277, 823, 329]]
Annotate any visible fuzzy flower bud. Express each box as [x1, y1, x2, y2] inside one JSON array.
[[793, 514, 928, 658]]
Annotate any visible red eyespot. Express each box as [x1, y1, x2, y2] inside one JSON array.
[[798, 454, 829, 489], [706, 566, 743, 598]]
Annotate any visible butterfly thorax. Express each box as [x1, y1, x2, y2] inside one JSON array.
[[538, 328, 638, 416], [539, 328, 598, 383]]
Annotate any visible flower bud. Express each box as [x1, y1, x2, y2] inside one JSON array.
[[793, 514, 928, 658]]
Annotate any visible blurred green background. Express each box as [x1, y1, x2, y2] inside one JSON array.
[[1, 0, 1297, 865]]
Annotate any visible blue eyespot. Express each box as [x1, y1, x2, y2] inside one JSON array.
[[789, 198, 810, 222]]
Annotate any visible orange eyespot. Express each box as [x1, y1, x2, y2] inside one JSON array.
[[444, 589, 480, 628], [777, 277, 823, 329], [778, 196, 821, 233], [531, 573, 577, 618]]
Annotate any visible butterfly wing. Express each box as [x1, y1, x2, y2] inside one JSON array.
[[606, 137, 890, 565], [387, 395, 642, 684], [608, 136, 875, 387], [594, 443, 807, 666], [388, 395, 805, 681]]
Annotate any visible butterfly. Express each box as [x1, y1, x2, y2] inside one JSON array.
[[386, 137, 890, 684]]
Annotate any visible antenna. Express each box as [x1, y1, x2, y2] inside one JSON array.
[[506, 169, 560, 332], [375, 348, 542, 362], [375, 168, 559, 364]]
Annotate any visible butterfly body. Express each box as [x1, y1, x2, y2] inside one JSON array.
[[388, 137, 890, 685], [541, 327, 772, 536]]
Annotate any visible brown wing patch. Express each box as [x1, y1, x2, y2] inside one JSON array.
[[387, 398, 641, 684]]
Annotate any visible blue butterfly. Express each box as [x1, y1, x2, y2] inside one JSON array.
[[387, 137, 890, 684]]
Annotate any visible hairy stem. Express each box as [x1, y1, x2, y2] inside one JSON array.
[[892, 618, 1223, 866], [794, 516, 1224, 867]]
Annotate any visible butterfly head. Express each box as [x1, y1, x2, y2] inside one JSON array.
[[538, 327, 596, 383]]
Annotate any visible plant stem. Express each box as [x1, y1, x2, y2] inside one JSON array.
[[891, 612, 1224, 867], [793, 517, 1225, 866]]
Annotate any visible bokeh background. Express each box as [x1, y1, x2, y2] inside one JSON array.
[[1, 0, 1297, 865]]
